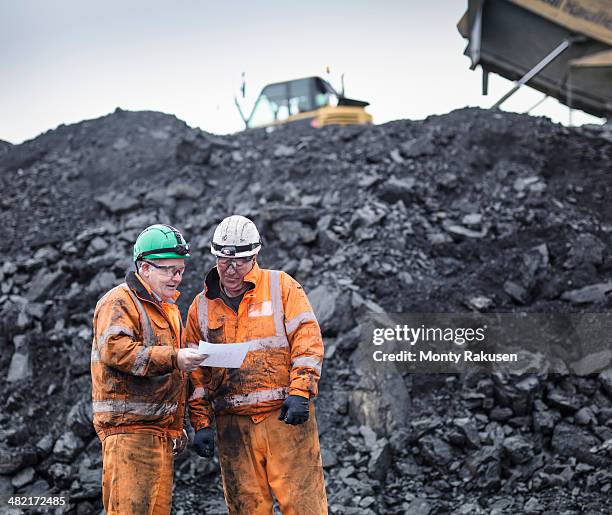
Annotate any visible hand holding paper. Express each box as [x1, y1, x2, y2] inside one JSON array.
[[198, 341, 250, 368]]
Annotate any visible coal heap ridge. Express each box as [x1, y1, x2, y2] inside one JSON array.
[[1, 108, 612, 514]]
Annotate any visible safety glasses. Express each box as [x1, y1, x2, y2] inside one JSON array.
[[143, 260, 186, 278], [216, 256, 253, 270]]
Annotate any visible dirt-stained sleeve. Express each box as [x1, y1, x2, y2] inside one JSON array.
[[186, 294, 215, 430], [281, 272, 324, 399], [93, 294, 176, 376]]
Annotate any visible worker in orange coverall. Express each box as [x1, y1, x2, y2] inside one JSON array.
[[187, 215, 328, 515], [91, 224, 206, 515]]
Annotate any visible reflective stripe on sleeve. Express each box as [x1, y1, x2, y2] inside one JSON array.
[[92, 324, 135, 363], [213, 386, 288, 410], [201, 336, 288, 353], [247, 336, 289, 351], [292, 356, 322, 375], [285, 310, 317, 335], [92, 400, 178, 417], [269, 270, 285, 338], [96, 324, 135, 349]]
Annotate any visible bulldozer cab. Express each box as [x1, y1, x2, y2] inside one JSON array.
[[241, 76, 372, 129]]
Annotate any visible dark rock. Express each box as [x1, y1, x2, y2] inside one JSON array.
[[443, 220, 487, 239], [53, 432, 85, 463], [575, 407, 597, 425], [464, 446, 502, 492], [533, 408, 561, 435], [25, 269, 69, 302], [7, 351, 32, 383], [506, 375, 541, 415], [273, 144, 296, 158], [410, 416, 443, 438], [531, 463, 573, 490], [359, 425, 378, 450], [349, 365, 411, 436], [0, 446, 38, 474], [367, 440, 392, 482], [309, 283, 340, 332], [261, 205, 318, 224], [489, 407, 513, 422], [405, 498, 433, 515], [175, 132, 215, 164], [465, 295, 493, 311], [564, 233, 605, 268], [165, 181, 204, 199], [546, 390, 582, 414], [503, 280, 529, 304], [66, 400, 95, 439], [70, 463, 101, 500], [273, 220, 316, 246], [95, 192, 140, 214], [317, 229, 342, 254], [502, 435, 533, 464], [400, 135, 435, 157], [0, 474, 13, 495], [453, 417, 481, 449], [321, 447, 338, 469], [561, 282, 612, 304], [376, 176, 415, 203], [86, 270, 117, 296], [22, 478, 51, 496], [11, 466, 35, 488], [523, 497, 544, 514], [599, 368, 612, 397], [48, 462, 72, 488], [551, 422, 607, 466], [6, 427, 30, 447], [418, 435, 453, 467], [88, 236, 109, 254], [336, 327, 360, 352]]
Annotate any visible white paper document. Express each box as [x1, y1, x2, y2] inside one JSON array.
[[198, 341, 250, 368]]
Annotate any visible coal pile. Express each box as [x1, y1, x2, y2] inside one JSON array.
[[1, 107, 612, 514], [0, 140, 11, 157]]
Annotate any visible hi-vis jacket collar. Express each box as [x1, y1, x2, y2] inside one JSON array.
[[127, 271, 180, 305], [204, 262, 261, 300]]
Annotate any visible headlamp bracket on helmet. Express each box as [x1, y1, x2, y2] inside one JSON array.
[[136, 243, 190, 260], [212, 242, 261, 256]]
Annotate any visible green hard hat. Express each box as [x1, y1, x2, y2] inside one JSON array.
[[133, 224, 191, 262]]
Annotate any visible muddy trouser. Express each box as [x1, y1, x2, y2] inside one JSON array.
[[216, 404, 328, 515], [102, 433, 174, 515]]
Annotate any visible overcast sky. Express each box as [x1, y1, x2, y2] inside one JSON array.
[[0, 0, 604, 144]]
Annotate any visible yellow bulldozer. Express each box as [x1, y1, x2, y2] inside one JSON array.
[[235, 76, 373, 130], [458, 0, 612, 119]]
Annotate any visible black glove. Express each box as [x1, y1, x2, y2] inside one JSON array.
[[193, 427, 215, 458], [279, 395, 310, 425]]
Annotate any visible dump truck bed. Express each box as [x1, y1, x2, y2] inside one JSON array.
[[458, 0, 612, 118]]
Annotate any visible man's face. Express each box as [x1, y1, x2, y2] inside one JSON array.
[[139, 258, 185, 301], [216, 256, 255, 294]]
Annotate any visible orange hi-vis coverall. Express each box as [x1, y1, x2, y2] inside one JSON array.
[[187, 263, 328, 515], [91, 271, 187, 515]]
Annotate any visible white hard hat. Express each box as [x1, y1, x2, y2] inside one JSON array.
[[211, 215, 262, 258]]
